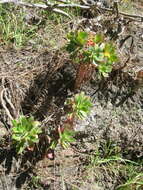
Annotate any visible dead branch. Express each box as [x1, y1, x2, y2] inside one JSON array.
[[0, 0, 142, 20], [0, 0, 89, 18], [0, 88, 14, 121], [99, 5, 143, 21]]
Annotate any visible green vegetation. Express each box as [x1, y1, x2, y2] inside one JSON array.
[[117, 172, 143, 190], [66, 31, 118, 77], [65, 91, 93, 120], [87, 141, 143, 190], [12, 116, 42, 154], [50, 127, 76, 149], [50, 92, 93, 149], [0, 5, 37, 48]]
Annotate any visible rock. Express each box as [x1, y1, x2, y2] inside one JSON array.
[[0, 126, 8, 138]]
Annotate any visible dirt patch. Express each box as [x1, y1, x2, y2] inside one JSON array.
[[0, 1, 143, 190]]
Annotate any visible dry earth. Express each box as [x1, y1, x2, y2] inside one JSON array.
[[0, 1, 143, 190]]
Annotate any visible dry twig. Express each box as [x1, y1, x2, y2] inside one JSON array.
[[0, 0, 142, 21], [0, 88, 14, 121]]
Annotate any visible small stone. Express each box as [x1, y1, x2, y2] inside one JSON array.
[[0, 126, 8, 138]]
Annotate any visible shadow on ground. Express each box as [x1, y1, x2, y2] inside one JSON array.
[[21, 63, 75, 120]]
